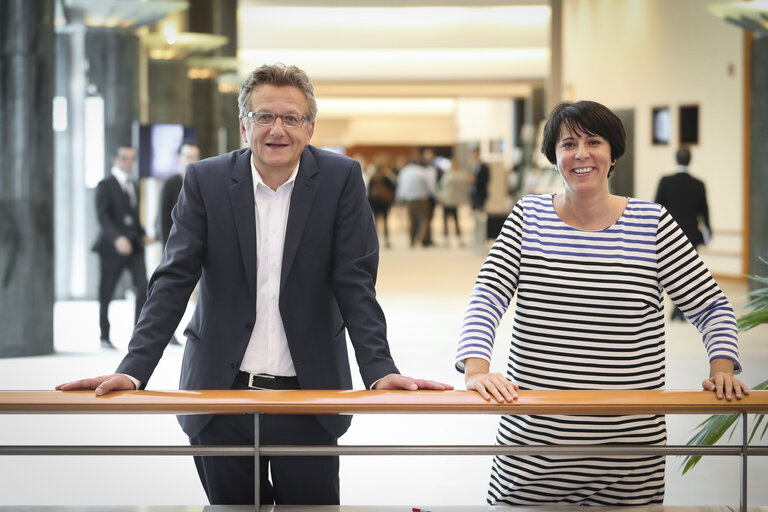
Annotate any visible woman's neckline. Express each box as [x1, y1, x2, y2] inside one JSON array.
[[549, 193, 630, 232]]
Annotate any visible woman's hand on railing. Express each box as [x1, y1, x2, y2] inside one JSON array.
[[702, 372, 750, 401], [703, 358, 750, 401], [56, 374, 137, 396], [464, 358, 518, 403], [372, 374, 454, 391]]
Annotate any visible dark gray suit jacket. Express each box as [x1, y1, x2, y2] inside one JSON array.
[[92, 174, 144, 254], [654, 171, 710, 247], [117, 146, 399, 438], [157, 172, 183, 245]]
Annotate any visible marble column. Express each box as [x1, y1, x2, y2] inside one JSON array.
[[547, 0, 562, 112], [191, 79, 221, 157], [221, 90, 241, 152], [215, 0, 241, 153], [189, 0, 239, 157], [749, 36, 768, 281], [54, 7, 90, 300], [86, 29, 141, 173], [0, 0, 55, 356], [148, 60, 192, 125]]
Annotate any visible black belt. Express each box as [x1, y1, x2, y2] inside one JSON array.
[[235, 371, 300, 390]]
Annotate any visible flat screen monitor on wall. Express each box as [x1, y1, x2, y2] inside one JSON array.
[[679, 105, 699, 145], [651, 106, 670, 145], [138, 124, 198, 179]]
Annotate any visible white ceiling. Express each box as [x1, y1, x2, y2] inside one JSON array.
[[237, 1, 552, 83]]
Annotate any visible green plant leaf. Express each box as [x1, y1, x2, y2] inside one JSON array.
[[749, 414, 765, 444], [737, 311, 768, 332], [681, 380, 768, 474]]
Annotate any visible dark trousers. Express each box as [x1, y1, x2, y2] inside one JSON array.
[[97, 249, 148, 340], [443, 206, 461, 237], [424, 196, 436, 244], [471, 194, 487, 211], [407, 198, 431, 247], [369, 199, 391, 244], [189, 383, 339, 505]]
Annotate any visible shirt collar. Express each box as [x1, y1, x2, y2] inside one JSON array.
[[250, 158, 300, 192], [111, 166, 131, 185]]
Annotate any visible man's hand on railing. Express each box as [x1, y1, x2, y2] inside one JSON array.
[[372, 373, 454, 391], [56, 374, 137, 396], [464, 357, 519, 403]]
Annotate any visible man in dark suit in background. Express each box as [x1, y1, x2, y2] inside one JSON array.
[[158, 140, 200, 246], [469, 146, 490, 211], [92, 145, 152, 349], [59, 63, 451, 505], [655, 147, 711, 321], [157, 140, 200, 346]]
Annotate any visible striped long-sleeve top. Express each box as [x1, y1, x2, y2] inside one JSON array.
[[455, 193, 740, 506]]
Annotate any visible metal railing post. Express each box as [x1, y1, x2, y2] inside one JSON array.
[[740, 411, 748, 511], [254, 413, 260, 510]]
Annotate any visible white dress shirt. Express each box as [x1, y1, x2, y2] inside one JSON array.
[[239, 161, 300, 377], [111, 166, 136, 208]]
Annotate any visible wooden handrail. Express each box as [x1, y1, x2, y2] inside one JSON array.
[[1, 389, 766, 415], [2, 389, 767, 509]]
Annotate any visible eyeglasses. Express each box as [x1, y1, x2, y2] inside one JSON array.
[[245, 111, 308, 128]]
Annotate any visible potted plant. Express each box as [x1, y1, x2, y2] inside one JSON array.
[[681, 257, 768, 474]]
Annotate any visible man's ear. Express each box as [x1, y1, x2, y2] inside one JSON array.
[[306, 120, 315, 145], [239, 117, 248, 144]]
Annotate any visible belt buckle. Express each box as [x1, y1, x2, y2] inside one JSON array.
[[248, 373, 274, 390]]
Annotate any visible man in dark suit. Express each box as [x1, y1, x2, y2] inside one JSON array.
[[654, 147, 711, 321], [469, 146, 490, 211], [92, 145, 152, 349], [157, 140, 200, 346], [59, 63, 451, 505], [157, 140, 200, 246]]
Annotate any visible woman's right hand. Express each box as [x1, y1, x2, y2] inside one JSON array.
[[464, 358, 519, 403]]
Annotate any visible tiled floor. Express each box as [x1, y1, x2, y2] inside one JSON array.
[[2, 506, 768, 512], [1, 207, 766, 507]]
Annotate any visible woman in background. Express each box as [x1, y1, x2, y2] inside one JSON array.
[[455, 100, 748, 506], [437, 159, 469, 247], [367, 164, 397, 248]]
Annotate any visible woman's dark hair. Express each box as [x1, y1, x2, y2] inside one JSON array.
[[540, 100, 626, 177]]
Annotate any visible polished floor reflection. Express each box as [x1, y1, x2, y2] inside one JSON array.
[[0, 206, 766, 506]]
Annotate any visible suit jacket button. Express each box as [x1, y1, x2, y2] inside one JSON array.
[[231, 362, 238, 370], [245, 321, 254, 330]]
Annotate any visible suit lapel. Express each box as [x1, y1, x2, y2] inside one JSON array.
[[228, 150, 258, 303], [108, 176, 130, 211], [281, 147, 319, 291], [128, 179, 139, 213]]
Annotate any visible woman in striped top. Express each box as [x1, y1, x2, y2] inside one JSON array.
[[455, 100, 749, 506]]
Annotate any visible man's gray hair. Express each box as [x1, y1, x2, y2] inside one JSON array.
[[237, 63, 318, 122]]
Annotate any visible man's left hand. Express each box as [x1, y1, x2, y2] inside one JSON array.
[[373, 373, 454, 391]]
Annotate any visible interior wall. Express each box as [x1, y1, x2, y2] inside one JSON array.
[[562, 0, 744, 277], [312, 115, 455, 148]]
